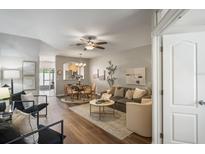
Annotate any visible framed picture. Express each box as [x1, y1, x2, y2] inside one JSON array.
[[125, 67, 146, 85], [99, 70, 106, 80], [23, 61, 36, 76], [23, 76, 36, 90]]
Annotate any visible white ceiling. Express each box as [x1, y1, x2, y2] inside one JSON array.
[[0, 9, 152, 58], [165, 10, 205, 34]]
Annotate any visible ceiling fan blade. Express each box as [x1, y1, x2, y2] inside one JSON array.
[[80, 38, 88, 43], [94, 45, 105, 49], [76, 43, 84, 46], [95, 41, 108, 45]]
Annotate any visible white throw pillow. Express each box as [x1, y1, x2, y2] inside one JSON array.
[[12, 109, 39, 144], [133, 88, 147, 99], [101, 93, 112, 100], [125, 89, 134, 99], [21, 93, 37, 109]]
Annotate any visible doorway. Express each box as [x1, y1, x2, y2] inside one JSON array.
[[39, 57, 56, 96]]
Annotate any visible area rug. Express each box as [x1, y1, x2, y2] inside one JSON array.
[[69, 103, 132, 140], [60, 96, 90, 104]]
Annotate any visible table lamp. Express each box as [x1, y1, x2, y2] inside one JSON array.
[[3, 69, 20, 94]]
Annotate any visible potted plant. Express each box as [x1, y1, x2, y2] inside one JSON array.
[[106, 61, 117, 87]]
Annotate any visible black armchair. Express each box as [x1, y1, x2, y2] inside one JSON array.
[[0, 108, 65, 144], [6, 120, 64, 144], [11, 91, 48, 117]]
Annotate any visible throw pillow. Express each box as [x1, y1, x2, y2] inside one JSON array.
[[21, 93, 37, 109], [125, 89, 134, 99], [101, 93, 112, 100], [114, 87, 124, 97], [108, 86, 115, 95], [133, 87, 147, 99], [12, 109, 39, 144]]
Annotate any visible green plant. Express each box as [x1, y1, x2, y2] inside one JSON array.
[[106, 61, 117, 87]]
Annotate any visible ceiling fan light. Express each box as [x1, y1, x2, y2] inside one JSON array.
[[85, 45, 94, 50]]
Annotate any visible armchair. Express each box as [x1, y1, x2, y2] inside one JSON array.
[[0, 111, 65, 144], [11, 91, 48, 118], [6, 120, 64, 144], [126, 101, 152, 137]]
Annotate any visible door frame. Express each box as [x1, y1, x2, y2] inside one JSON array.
[[151, 9, 189, 143]]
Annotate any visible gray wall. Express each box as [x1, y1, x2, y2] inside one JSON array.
[[55, 55, 91, 95], [89, 45, 152, 93]]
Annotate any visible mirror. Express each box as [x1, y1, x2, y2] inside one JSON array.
[[63, 62, 85, 80]]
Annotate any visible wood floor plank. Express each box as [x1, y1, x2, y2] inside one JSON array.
[[39, 97, 151, 144]]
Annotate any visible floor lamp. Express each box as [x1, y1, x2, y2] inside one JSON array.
[[3, 69, 20, 94]]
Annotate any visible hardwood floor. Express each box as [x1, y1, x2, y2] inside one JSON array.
[[39, 97, 152, 144]]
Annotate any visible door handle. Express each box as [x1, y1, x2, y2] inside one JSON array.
[[199, 100, 205, 105]]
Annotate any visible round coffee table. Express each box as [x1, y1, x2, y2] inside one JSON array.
[[89, 99, 115, 120]]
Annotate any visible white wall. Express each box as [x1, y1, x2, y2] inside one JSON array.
[[0, 33, 57, 94], [89, 45, 152, 93], [0, 33, 40, 93]]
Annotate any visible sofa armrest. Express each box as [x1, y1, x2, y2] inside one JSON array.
[[126, 102, 152, 137], [6, 120, 64, 144]]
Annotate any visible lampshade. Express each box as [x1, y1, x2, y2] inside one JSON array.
[[0, 88, 10, 100], [3, 69, 20, 79]]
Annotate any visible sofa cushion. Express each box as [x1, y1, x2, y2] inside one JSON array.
[[133, 88, 147, 99], [133, 98, 142, 103], [110, 96, 123, 102], [125, 89, 134, 99], [108, 86, 116, 95], [117, 98, 133, 104], [114, 87, 124, 97]]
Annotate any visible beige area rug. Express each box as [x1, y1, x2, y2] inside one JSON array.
[[69, 103, 132, 140], [60, 96, 90, 104]]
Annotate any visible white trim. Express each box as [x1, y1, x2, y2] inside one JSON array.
[[151, 9, 189, 144], [152, 10, 189, 36], [152, 35, 163, 144]]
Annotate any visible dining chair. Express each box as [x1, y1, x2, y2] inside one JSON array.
[[91, 83, 96, 99], [81, 85, 92, 99]]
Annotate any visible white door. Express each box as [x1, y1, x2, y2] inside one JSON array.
[[163, 32, 205, 144]]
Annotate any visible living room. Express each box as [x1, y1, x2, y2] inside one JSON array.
[[0, 9, 152, 144]]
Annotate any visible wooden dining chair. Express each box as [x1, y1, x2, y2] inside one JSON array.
[[91, 83, 96, 99], [64, 84, 76, 99], [81, 85, 92, 99]]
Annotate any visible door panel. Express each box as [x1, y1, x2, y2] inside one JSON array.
[[163, 32, 205, 144], [172, 41, 197, 106], [172, 113, 197, 143]]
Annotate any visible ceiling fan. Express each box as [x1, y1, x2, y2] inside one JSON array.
[[76, 36, 108, 51]]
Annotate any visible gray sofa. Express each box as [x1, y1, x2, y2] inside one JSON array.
[[101, 87, 150, 112]]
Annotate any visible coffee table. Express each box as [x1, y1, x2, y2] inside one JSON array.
[[89, 99, 115, 120]]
